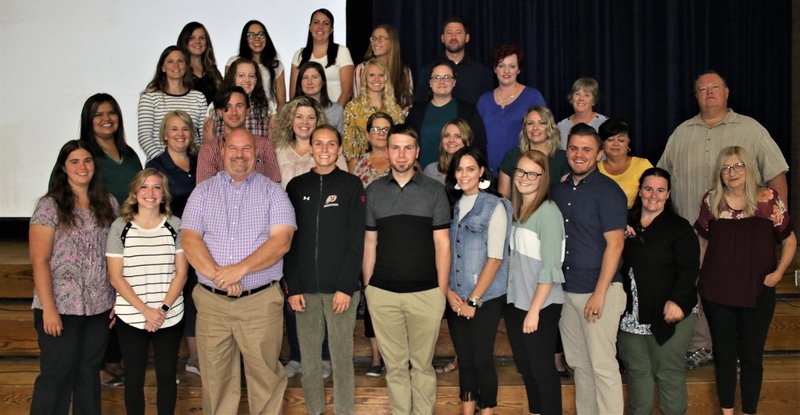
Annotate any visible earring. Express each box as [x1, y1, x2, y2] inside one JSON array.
[[478, 179, 490, 190], [627, 147, 631, 154], [454, 183, 462, 190]]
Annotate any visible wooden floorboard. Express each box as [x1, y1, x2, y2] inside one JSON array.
[[1, 357, 798, 414]]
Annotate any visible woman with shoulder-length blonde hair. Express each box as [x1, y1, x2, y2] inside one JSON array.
[[497, 106, 570, 198], [506, 149, 566, 415], [423, 118, 474, 185], [107, 168, 187, 415], [342, 59, 405, 161], [695, 146, 796, 415]]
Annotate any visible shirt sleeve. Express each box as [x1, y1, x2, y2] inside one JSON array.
[[181, 183, 206, 233], [196, 138, 222, 184], [137, 92, 160, 160], [431, 183, 451, 229], [337, 45, 354, 67], [266, 180, 297, 229], [168, 216, 183, 252], [693, 191, 713, 238], [106, 218, 126, 258], [598, 181, 628, 233], [486, 202, 509, 259], [30, 197, 57, 228], [536, 202, 566, 284]]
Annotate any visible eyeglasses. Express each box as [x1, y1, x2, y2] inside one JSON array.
[[514, 168, 543, 180], [720, 162, 745, 175], [369, 35, 389, 43], [246, 31, 266, 40], [430, 75, 455, 83], [369, 127, 390, 134]]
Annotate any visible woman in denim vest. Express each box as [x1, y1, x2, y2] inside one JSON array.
[[445, 146, 512, 415]]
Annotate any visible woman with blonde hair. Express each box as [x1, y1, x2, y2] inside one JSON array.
[[353, 24, 413, 109], [556, 77, 609, 149], [695, 146, 796, 415], [423, 118, 474, 185], [497, 106, 569, 198], [342, 59, 404, 161], [107, 168, 186, 415]]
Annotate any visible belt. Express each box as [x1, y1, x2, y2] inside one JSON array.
[[200, 280, 277, 298]]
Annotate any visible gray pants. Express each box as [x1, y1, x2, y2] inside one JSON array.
[[296, 291, 360, 415]]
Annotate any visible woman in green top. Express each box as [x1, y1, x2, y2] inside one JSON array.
[[497, 106, 569, 198]]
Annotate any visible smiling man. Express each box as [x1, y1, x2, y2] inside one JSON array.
[[196, 86, 280, 183], [362, 124, 450, 414], [550, 123, 628, 415], [181, 128, 296, 415]]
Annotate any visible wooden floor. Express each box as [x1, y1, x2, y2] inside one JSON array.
[[1, 238, 799, 414]]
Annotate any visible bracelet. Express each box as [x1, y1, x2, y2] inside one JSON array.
[[467, 296, 483, 309]]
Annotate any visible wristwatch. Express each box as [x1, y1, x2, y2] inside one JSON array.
[[161, 304, 170, 312], [467, 296, 483, 309]]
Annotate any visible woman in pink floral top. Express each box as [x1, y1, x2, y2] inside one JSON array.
[[29, 140, 118, 415], [694, 146, 796, 415]]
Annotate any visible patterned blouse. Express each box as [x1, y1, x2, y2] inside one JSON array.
[[350, 153, 390, 188], [341, 99, 404, 161], [30, 196, 118, 315]]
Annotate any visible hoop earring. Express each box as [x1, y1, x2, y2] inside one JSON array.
[[478, 179, 490, 190], [454, 183, 462, 190]]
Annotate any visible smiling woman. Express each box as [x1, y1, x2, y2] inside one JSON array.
[[137, 46, 206, 161]]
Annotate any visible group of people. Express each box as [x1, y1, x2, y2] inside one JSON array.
[[28, 10, 793, 415]]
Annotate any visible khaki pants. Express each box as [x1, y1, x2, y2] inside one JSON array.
[[194, 283, 287, 415], [365, 285, 446, 415]]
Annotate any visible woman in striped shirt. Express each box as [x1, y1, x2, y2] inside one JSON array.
[[137, 45, 206, 160], [106, 168, 187, 415]]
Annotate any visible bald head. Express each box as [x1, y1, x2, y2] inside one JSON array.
[[223, 128, 256, 182]]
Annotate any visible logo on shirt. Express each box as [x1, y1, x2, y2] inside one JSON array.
[[324, 195, 339, 208], [303, 196, 310, 201]]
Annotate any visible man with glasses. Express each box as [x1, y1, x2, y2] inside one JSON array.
[[550, 123, 628, 415], [658, 70, 789, 370]]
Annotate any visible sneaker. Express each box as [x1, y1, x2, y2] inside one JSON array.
[[185, 356, 201, 377], [322, 360, 332, 379], [685, 348, 713, 370], [100, 374, 124, 387], [284, 360, 303, 378], [366, 363, 384, 377]]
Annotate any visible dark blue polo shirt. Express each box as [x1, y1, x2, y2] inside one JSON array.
[[550, 168, 627, 293], [146, 152, 198, 218]]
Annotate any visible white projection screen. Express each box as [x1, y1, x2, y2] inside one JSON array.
[[0, 0, 347, 217]]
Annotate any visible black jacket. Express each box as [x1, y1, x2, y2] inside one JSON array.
[[284, 168, 366, 296], [622, 209, 700, 345]]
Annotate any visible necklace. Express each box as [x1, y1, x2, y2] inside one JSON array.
[[494, 84, 519, 107]]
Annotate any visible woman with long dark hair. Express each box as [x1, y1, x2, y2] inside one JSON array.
[[30, 140, 118, 414], [138, 46, 206, 160], [294, 61, 344, 130], [445, 146, 511, 415], [289, 8, 354, 106], [226, 20, 286, 114], [177, 22, 223, 104]]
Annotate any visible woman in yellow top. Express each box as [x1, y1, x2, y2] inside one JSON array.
[[597, 119, 653, 208], [341, 59, 404, 161]]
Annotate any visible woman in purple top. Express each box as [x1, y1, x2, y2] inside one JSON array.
[[477, 44, 546, 175], [29, 140, 118, 415], [695, 146, 796, 415]]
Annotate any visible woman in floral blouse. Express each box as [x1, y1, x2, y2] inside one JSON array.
[[29, 140, 118, 415]]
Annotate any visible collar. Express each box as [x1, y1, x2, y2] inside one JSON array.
[[389, 167, 423, 186], [441, 52, 474, 66], [687, 108, 740, 127], [566, 167, 601, 186]]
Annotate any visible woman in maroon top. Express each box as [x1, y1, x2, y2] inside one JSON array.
[[694, 146, 796, 415]]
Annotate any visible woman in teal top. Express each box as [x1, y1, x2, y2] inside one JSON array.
[[51, 93, 142, 206], [497, 106, 569, 198]]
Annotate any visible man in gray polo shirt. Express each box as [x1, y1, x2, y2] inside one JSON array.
[[363, 124, 450, 415]]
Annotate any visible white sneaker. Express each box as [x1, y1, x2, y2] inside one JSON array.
[[185, 356, 201, 377], [322, 360, 332, 379], [284, 360, 303, 378]]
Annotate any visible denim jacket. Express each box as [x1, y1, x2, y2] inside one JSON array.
[[449, 191, 512, 301]]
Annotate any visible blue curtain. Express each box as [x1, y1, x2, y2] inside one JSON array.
[[347, 0, 791, 164]]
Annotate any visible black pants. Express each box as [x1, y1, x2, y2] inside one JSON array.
[[505, 303, 563, 415], [116, 319, 184, 415], [447, 295, 505, 408], [702, 286, 775, 414], [30, 309, 110, 415]]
